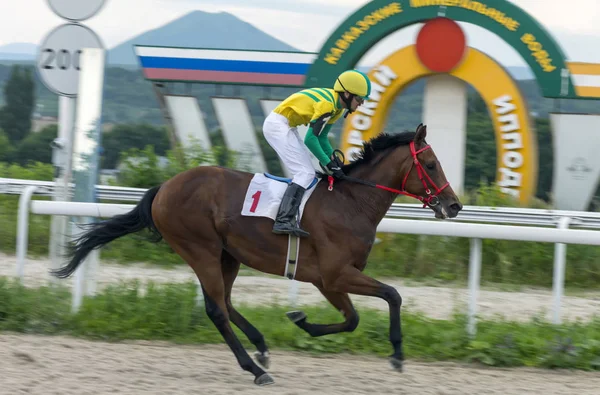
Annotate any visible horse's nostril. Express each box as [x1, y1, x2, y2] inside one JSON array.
[[450, 203, 463, 212]]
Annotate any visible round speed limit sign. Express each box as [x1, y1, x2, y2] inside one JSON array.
[[37, 23, 105, 97], [47, 0, 106, 22]]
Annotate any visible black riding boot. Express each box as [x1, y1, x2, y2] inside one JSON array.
[[272, 183, 310, 238]]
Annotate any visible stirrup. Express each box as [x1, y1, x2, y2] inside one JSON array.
[[272, 222, 310, 238]]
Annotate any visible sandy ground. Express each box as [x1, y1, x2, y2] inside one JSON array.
[[2, 253, 600, 323], [2, 253, 600, 393], [2, 333, 599, 395]]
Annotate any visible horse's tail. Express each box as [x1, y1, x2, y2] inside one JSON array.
[[50, 185, 162, 279]]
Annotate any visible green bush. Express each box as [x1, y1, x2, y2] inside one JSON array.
[[113, 138, 251, 188], [0, 161, 54, 180], [0, 278, 599, 370], [0, 161, 54, 254]]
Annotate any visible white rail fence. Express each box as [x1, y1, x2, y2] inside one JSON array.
[[6, 179, 600, 336], [4, 176, 600, 228]]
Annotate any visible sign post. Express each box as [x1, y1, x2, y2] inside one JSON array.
[[37, 1, 107, 287], [71, 48, 106, 312]]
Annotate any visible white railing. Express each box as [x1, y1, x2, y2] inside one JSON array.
[[5, 177, 600, 228], [1, 177, 147, 201], [13, 186, 600, 336]]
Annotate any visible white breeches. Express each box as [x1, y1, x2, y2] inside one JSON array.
[[262, 111, 316, 189]]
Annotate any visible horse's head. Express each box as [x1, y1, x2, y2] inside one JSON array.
[[400, 123, 462, 219], [338, 124, 463, 220]]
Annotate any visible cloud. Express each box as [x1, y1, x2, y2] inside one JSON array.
[[509, 0, 600, 36]]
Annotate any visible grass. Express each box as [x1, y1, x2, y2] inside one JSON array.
[[0, 277, 599, 371]]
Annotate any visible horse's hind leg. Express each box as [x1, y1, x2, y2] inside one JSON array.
[[170, 239, 274, 386], [221, 250, 271, 369], [287, 286, 359, 337]]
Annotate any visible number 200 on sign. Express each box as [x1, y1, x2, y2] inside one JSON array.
[[41, 49, 83, 71]]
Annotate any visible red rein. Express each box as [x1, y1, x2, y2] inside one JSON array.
[[328, 141, 449, 208]]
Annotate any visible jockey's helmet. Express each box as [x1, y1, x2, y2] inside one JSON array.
[[333, 70, 371, 100]]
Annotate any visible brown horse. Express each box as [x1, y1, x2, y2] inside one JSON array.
[[51, 123, 462, 386]]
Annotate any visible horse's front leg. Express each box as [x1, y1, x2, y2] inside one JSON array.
[[323, 265, 404, 371]]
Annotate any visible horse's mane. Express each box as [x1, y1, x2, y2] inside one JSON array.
[[340, 130, 416, 174]]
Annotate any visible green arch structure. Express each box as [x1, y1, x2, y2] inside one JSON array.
[[305, 0, 576, 99]]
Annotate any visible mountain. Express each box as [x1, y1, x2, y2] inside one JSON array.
[[107, 11, 299, 66], [0, 43, 36, 62], [0, 11, 299, 67], [0, 13, 552, 83]]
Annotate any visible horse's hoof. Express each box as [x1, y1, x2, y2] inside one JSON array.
[[390, 357, 404, 372], [254, 372, 275, 386], [254, 351, 270, 370], [286, 310, 307, 323]]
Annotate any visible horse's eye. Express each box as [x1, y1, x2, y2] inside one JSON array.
[[426, 162, 436, 170]]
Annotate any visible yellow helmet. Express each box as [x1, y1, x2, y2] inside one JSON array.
[[333, 69, 371, 99]]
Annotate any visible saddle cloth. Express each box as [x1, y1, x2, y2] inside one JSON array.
[[241, 173, 319, 221]]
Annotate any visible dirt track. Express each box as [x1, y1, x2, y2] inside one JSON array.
[[2, 333, 600, 395], [2, 253, 600, 393]]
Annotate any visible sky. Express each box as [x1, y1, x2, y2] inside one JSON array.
[[1, 0, 599, 68]]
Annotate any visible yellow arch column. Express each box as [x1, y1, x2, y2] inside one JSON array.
[[340, 45, 538, 204]]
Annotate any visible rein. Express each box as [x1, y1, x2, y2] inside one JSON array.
[[327, 142, 449, 208]]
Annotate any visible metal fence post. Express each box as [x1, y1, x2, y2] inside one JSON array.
[[16, 186, 37, 281], [552, 216, 572, 324], [467, 238, 482, 337]]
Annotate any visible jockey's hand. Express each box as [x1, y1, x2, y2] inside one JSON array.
[[331, 153, 344, 168], [326, 160, 345, 179]]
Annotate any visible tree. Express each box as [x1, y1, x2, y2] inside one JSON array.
[[533, 118, 553, 201], [0, 129, 15, 162], [0, 65, 35, 144], [13, 125, 57, 166], [100, 123, 171, 168], [116, 145, 166, 188], [464, 112, 497, 190]]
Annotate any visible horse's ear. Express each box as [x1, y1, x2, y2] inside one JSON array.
[[414, 123, 427, 145]]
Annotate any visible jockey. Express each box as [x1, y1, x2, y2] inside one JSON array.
[[262, 69, 371, 238]]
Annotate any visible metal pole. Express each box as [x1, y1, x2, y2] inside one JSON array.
[[70, 48, 106, 310], [49, 96, 76, 276], [467, 238, 482, 337], [16, 186, 37, 281], [71, 218, 84, 312], [552, 216, 571, 324]]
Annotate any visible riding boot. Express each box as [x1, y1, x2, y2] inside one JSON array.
[[272, 183, 310, 238]]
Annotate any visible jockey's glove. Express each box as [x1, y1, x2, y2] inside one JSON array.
[[326, 160, 345, 179], [331, 153, 344, 169]]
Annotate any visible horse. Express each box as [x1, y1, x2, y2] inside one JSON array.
[[51, 123, 462, 386]]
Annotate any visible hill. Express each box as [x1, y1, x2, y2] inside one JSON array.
[[0, 43, 37, 62], [0, 10, 551, 83], [0, 11, 300, 67], [107, 11, 299, 66]]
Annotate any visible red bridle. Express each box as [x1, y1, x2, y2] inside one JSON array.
[[328, 142, 449, 208], [399, 141, 450, 207]]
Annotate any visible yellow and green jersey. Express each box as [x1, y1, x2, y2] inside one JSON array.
[[273, 88, 346, 166]]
